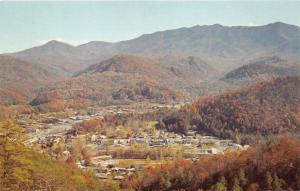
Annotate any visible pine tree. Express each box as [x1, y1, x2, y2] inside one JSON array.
[[0, 119, 33, 190]]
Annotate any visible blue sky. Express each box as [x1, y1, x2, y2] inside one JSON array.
[[0, 1, 300, 53]]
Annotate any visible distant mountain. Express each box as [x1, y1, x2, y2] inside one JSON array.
[[0, 55, 61, 105], [117, 22, 300, 57], [9, 22, 300, 76], [159, 77, 300, 143], [5, 22, 300, 107], [30, 54, 218, 109], [222, 56, 300, 85], [9, 41, 85, 76]]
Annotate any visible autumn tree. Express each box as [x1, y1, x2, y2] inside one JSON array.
[[211, 176, 227, 191], [0, 119, 32, 190]]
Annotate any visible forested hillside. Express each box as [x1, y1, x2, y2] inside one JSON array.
[[222, 56, 300, 85], [159, 77, 300, 143], [0, 55, 62, 105], [122, 138, 300, 191], [30, 54, 217, 111], [0, 119, 120, 191]]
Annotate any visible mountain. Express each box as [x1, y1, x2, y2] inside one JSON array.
[[6, 22, 300, 108], [159, 77, 300, 144], [9, 41, 85, 76], [9, 22, 300, 76], [30, 54, 218, 109], [117, 22, 300, 57], [222, 56, 300, 85], [0, 55, 61, 105]]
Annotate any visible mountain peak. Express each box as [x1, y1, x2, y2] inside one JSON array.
[[264, 21, 299, 29], [43, 40, 74, 48]]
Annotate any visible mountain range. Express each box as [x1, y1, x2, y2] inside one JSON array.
[[10, 22, 300, 75], [1, 22, 300, 107]]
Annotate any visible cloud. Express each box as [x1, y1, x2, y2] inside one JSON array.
[[38, 38, 89, 46]]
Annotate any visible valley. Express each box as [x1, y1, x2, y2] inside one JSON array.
[[0, 20, 300, 191], [17, 102, 248, 184]]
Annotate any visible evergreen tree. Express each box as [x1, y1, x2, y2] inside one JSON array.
[[0, 119, 33, 190]]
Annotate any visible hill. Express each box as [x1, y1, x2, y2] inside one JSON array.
[[0, 119, 119, 191], [10, 22, 300, 76], [222, 56, 300, 85], [123, 138, 300, 191], [159, 77, 300, 144], [31, 54, 217, 110], [0, 55, 62, 105], [30, 54, 220, 110]]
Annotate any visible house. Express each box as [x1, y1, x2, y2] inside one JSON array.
[[149, 139, 167, 147], [183, 136, 198, 145], [205, 148, 219, 154], [228, 143, 243, 149], [99, 135, 107, 139], [173, 136, 183, 144], [132, 137, 147, 144], [114, 138, 130, 146], [91, 134, 98, 142], [186, 130, 196, 136], [111, 167, 127, 173], [243, 145, 250, 150], [91, 155, 113, 161], [114, 175, 124, 180], [76, 161, 86, 169], [95, 173, 108, 179], [126, 168, 136, 173], [62, 150, 71, 157]]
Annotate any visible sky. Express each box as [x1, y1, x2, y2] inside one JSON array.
[[0, 1, 300, 53]]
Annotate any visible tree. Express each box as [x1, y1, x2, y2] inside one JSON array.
[[211, 176, 227, 191], [0, 119, 33, 190], [231, 177, 242, 191], [272, 173, 284, 191], [264, 171, 273, 190], [159, 172, 171, 189], [247, 183, 260, 191], [238, 168, 247, 187]]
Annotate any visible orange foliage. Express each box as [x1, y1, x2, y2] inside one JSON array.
[[122, 138, 300, 191]]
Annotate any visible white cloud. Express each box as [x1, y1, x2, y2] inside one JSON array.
[[38, 38, 89, 46]]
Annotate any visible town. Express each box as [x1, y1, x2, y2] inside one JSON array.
[[16, 102, 249, 182]]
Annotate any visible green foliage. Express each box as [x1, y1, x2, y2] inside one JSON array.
[[211, 176, 227, 191], [0, 119, 32, 190], [0, 119, 121, 191]]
